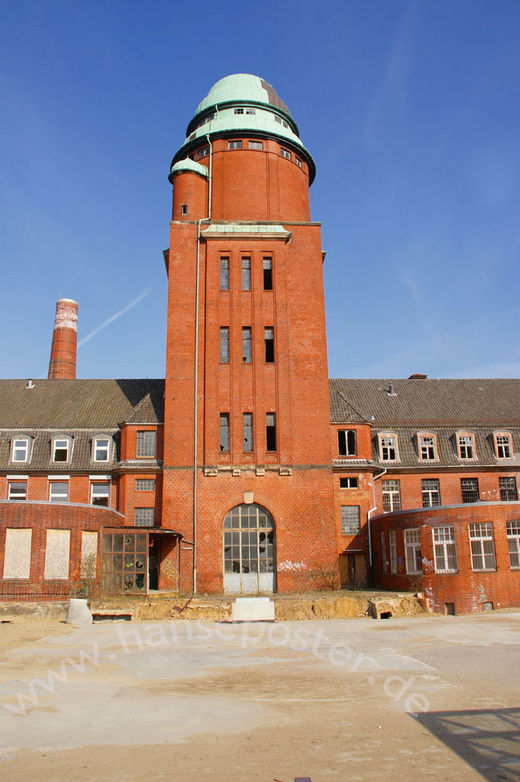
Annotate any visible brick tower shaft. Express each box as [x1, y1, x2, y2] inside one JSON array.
[[48, 298, 79, 379]]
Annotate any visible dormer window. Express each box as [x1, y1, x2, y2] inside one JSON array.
[[457, 432, 476, 460], [494, 432, 513, 459], [136, 430, 156, 458], [52, 437, 71, 462], [93, 437, 110, 462], [418, 433, 437, 461], [11, 437, 30, 463], [379, 433, 398, 462]]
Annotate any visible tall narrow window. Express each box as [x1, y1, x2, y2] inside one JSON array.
[[507, 521, 520, 568], [242, 327, 252, 362], [220, 413, 230, 452], [500, 476, 518, 501], [220, 257, 230, 290], [266, 413, 276, 451], [389, 530, 397, 573], [264, 327, 274, 362], [422, 479, 441, 507], [469, 523, 496, 571], [338, 430, 357, 456], [381, 532, 387, 575], [243, 413, 253, 452], [220, 327, 230, 363], [382, 479, 401, 512], [433, 527, 457, 572], [263, 257, 273, 290], [241, 257, 251, 290], [404, 529, 422, 574]]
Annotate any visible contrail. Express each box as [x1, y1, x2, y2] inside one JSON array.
[[78, 285, 154, 349]]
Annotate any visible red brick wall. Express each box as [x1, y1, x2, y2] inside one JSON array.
[[0, 501, 124, 595], [373, 504, 520, 613], [373, 469, 520, 512]]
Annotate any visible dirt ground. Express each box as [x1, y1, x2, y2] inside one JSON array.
[[0, 612, 519, 781]]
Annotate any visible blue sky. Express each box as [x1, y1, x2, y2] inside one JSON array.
[[1, 0, 519, 380]]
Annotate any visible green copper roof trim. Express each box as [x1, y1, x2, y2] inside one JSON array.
[[170, 159, 209, 178]]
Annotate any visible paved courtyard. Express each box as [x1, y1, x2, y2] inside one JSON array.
[[0, 612, 519, 781]]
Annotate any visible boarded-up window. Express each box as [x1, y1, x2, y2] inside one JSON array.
[[3, 528, 32, 579], [44, 529, 71, 580], [81, 531, 98, 578]]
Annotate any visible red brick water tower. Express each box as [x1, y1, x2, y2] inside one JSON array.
[[162, 74, 336, 593]]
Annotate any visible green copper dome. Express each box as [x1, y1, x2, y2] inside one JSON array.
[[170, 73, 316, 184], [194, 74, 292, 118]]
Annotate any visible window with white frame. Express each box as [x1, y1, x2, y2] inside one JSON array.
[[340, 477, 358, 489], [280, 148, 291, 159], [433, 527, 457, 573], [52, 438, 70, 462], [500, 476, 518, 501], [341, 505, 360, 535], [507, 521, 520, 568], [134, 507, 155, 527], [457, 432, 475, 459], [380, 532, 387, 575], [49, 481, 69, 502], [90, 482, 110, 507], [382, 479, 401, 512], [136, 431, 156, 458], [404, 528, 422, 574], [11, 437, 30, 463], [228, 140, 242, 149], [93, 437, 110, 462], [494, 432, 513, 459], [389, 530, 397, 573], [469, 522, 496, 571], [8, 481, 27, 500], [418, 433, 437, 460], [422, 479, 441, 507], [135, 479, 155, 491], [379, 433, 398, 461], [248, 140, 263, 150]]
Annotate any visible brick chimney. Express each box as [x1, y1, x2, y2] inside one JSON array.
[[48, 298, 79, 379]]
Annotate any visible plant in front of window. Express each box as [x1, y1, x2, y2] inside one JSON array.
[[73, 553, 99, 600]]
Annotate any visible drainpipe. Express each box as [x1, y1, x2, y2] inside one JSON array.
[[367, 467, 387, 568], [192, 135, 213, 594]]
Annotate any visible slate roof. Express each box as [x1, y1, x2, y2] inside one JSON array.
[[0, 379, 164, 472], [0, 379, 164, 428], [329, 379, 520, 426]]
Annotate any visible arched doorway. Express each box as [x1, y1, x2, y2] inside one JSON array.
[[223, 503, 276, 593]]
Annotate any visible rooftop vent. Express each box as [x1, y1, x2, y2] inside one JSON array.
[[25, 379, 35, 390], [409, 373, 427, 379], [387, 384, 397, 397]]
